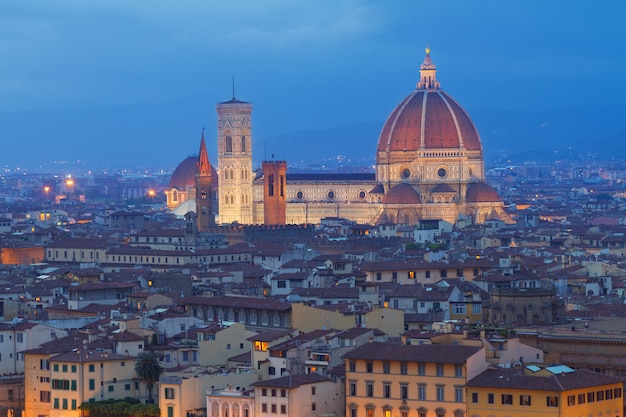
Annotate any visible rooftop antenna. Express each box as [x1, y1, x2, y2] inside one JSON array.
[[232, 74, 235, 99]]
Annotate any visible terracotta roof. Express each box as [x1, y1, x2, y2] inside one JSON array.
[[431, 183, 455, 193], [50, 350, 129, 363], [251, 373, 329, 388], [383, 183, 421, 204], [169, 156, 218, 189], [377, 89, 482, 161], [466, 182, 502, 203], [467, 367, 624, 391], [342, 342, 482, 364]]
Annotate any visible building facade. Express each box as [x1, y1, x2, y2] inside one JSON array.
[[167, 49, 513, 227]]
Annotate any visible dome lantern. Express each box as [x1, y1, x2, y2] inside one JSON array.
[[417, 47, 440, 91]]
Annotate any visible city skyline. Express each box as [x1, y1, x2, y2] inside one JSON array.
[[1, 1, 625, 171]]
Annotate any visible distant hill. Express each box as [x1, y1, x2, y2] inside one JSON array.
[[1, 96, 624, 172]]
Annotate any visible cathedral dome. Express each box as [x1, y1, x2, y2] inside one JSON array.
[[382, 183, 421, 204], [169, 156, 218, 189], [465, 182, 501, 203], [376, 49, 482, 164]]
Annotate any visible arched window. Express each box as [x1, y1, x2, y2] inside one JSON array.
[[225, 135, 233, 153], [241, 136, 246, 153], [173, 190, 178, 202]]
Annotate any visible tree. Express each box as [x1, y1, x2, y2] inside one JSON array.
[[134, 351, 164, 404]]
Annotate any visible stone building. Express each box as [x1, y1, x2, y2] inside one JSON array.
[[167, 49, 512, 227]]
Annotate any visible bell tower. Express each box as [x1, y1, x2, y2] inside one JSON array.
[[216, 95, 253, 224], [195, 130, 215, 231], [262, 160, 287, 225]]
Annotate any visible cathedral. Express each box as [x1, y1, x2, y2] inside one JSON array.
[[165, 49, 513, 228]]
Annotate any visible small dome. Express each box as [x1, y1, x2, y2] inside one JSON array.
[[169, 156, 218, 189], [431, 184, 455, 193], [383, 183, 421, 204], [466, 182, 501, 203]]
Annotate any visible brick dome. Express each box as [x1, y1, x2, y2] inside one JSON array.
[[382, 183, 421, 204], [169, 156, 218, 189], [376, 49, 482, 164], [465, 182, 501, 203]]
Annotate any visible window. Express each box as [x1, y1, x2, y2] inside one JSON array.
[[271, 404, 277, 413], [502, 394, 513, 405], [89, 364, 95, 372], [241, 136, 246, 153], [17, 333, 23, 343], [108, 385, 114, 392], [62, 399, 68, 409], [261, 404, 267, 413], [262, 388, 267, 396], [577, 393, 585, 404], [418, 363, 425, 375], [366, 362, 373, 373], [53, 364, 59, 372], [272, 389, 277, 397], [281, 390, 286, 397], [40, 391, 51, 402], [165, 388, 175, 399], [488, 393, 494, 404], [350, 382, 356, 396], [425, 270, 431, 278], [418, 384, 426, 400], [455, 365, 463, 377], [567, 395, 575, 406], [72, 399, 77, 410], [62, 364, 68, 372], [168, 407, 174, 417], [588, 391, 595, 402], [269, 367, 276, 375], [311, 386, 316, 395], [53, 398, 59, 409], [547, 396, 559, 407], [366, 383, 373, 397], [125, 384, 131, 391], [606, 389, 613, 399], [520, 394, 531, 406], [40, 359, 49, 370], [452, 304, 466, 314], [89, 379, 95, 390], [471, 392, 478, 403], [311, 403, 316, 411], [71, 365, 77, 373], [615, 387, 622, 398], [440, 269, 447, 278], [280, 405, 286, 414], [597, 390, 604, 401], [349, 361, 356, 372], [436, 385, 444, 401], [383, 362, 390, 374], [376, 272, 382, 281], [400, 362, 407, 375], [436, 364, 444, 376], [455, 387, 463, 402], [383, 383, 390, 398], [225, 136, 233, 153]]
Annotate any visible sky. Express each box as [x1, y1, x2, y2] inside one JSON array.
[[1, 1, 625, 171]]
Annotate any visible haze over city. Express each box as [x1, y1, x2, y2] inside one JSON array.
[[1, 1, 625, 172]]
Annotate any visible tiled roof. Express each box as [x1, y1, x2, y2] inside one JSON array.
[[342, 342, 482, 364], [467, 368, 624, 391], [251, 373, 329, 388]]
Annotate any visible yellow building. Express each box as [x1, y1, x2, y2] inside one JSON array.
[[343, 342, 488, 417], [30, 350, 141, 417], [466, 365, 624, 417]]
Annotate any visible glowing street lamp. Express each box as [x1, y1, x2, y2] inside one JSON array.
[[148, 189, 156, 197]]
